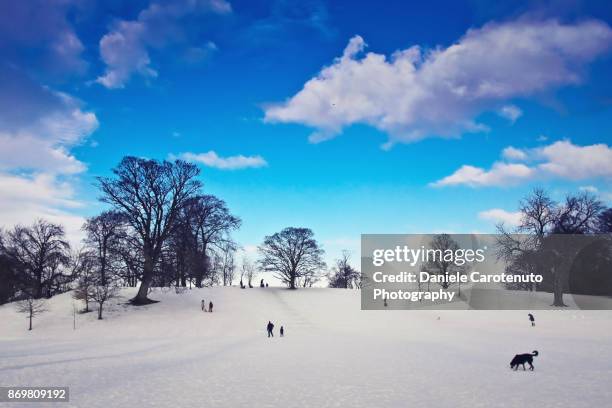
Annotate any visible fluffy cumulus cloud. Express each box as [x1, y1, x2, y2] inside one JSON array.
[[264, 18, 612, 147], [0, 67, 99, 174], [97, 0, 231, 88], [433, 140, 612, 187], [432, 163, 534, 187], [177, 151, 268, 170], [478, 208, 522, 226], [502, 146, 529, 161]]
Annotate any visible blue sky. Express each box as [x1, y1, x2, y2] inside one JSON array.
[[1, 0, 612, 264]]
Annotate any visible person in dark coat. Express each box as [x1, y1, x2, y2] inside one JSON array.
[[201, 299, 206, 312], [209, 301, 213, 313], [528, 313, 535, 327], [280, 326, 284, 337], [267, 321, 274, 337], [260, 279, 265, 288]]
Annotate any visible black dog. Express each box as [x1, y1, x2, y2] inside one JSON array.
[[510, 350, 538, 371]]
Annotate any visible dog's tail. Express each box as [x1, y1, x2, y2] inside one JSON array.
[[532, 350, 539, 357]]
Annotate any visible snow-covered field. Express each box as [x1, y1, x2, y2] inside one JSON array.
[[1, 287, 612, 408]]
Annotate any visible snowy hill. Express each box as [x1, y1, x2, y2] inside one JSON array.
[[1, 287, 612, 407]]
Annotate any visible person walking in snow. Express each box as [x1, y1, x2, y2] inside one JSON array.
[[528, 313, 535, 327], [267, 321, 274, 337], [201, 299, 206, 312], [260, 279, 265, 288], [280, 326, 284, 337], [209, 301, 213, 313]]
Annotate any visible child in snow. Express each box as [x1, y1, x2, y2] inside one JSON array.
[[280, 326, 284, 337], [209, 301, 213, 313], [528, 313, 535, 327], [267, 321, 274, 337]]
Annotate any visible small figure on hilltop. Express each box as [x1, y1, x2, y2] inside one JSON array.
[[280, 326, 284, 337], [260, 279, 265, 288], [209, 301, 214, 313], [201, 299, 206, 312], [528, 313, 535, 327], [267, 321, 274, 337]]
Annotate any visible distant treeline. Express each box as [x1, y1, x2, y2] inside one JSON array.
[[0, 156, 361, 308]]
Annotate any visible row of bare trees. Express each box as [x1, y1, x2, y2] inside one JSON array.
[[0, 156, 242, 314]]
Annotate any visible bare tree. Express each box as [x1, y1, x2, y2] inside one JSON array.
[[97, 157, 202, 304], [517, 188, 557, 236], [71, 249, 95, 313], [328, 251, 360, 289], [553, 193, 605, 234], [214, 241, 237, 286], [258, 227, 326, 289], [180, 195, 241, 287], [115, 234, 142, 288], [5, 220, 71, 298], [422, 234, 468, 291], [497, 189, 605, 306], [597, 208, 612, 233], [0, 229, 22, 304], [83, 211, 126, 286], [241, 256, 257, 288], [90, 281, 120, 320], [16, 296, 47, 331]]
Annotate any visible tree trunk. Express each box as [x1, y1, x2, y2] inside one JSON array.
[[98, 302, 103, 320], [180, 267, 186, 287], [28, 312, 32, 331], [551, 267, 567, 307], [131, 253, 156, 305]]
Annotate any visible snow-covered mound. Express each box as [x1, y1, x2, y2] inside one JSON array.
[[1, 287, 611, 407]]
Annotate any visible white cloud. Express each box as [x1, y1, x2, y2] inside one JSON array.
[[498, 104, 523, 123], [433, 140, 612, 187], [0, 93, 98, 175], [432, 163, 534, 187], [264, 19, 612, 147], [0, 173, 86, 245], [96, 0, 231, 88], [535, 140, 612, 179], [177, 151, 268, 170], [502, 146, 528, 161], [579, 185, 598, 193], [478, 208, 522, 226]]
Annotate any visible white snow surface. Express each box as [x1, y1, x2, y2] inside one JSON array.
[[1, 287, 612, 408]]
